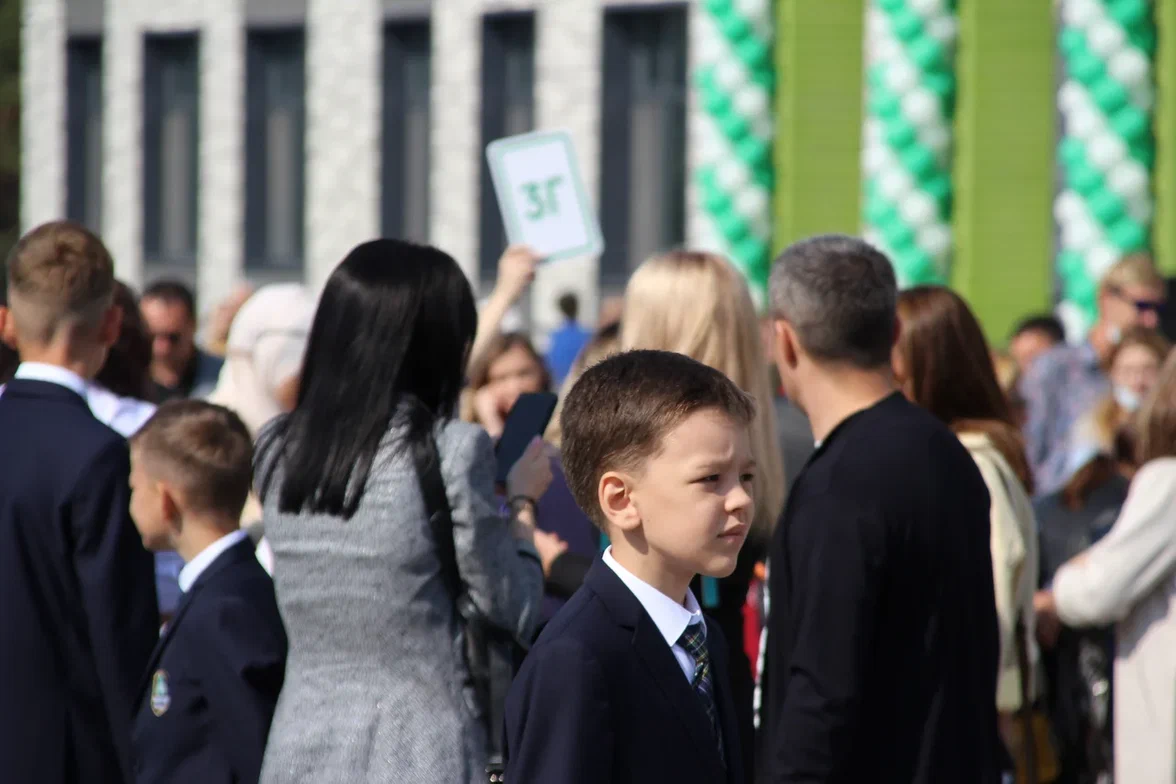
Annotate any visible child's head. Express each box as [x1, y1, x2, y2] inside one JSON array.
[[129, 400, 254, 551], [1, 221, 120, 374], [560, 349, 757, 580]]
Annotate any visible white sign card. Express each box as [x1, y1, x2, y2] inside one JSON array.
[[486, 130, 604, 263]]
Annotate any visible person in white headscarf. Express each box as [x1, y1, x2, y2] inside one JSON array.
[[207, 283, 317, 573]]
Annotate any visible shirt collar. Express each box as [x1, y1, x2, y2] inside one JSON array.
[[603, 547, 704, 647], [178, 529, 249, 593], [13, 362, 88, 397]]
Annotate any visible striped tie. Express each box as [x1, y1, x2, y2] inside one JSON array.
[[678, 622, 726, 768]]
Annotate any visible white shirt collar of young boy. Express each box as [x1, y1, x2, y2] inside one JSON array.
[[602, 546, 705, 649], [178, 529, 250, 593], [13, 362, 88, 398]]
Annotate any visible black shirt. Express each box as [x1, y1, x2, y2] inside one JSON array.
[[759, 393, 1002, 783]]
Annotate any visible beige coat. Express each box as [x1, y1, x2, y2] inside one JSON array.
[[1054, 458, 1176, 784], [958, 432, 1040, 711]]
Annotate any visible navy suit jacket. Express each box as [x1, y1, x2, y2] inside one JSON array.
[[505, 559, 744, 784], [131, 538, 288, 784], [0, 379, 159, 784]]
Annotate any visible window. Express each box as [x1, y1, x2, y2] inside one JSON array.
[[245, 30, 306, 271], [67, 38, 103, 232], [382, 21, 431, 243], [143, 35, 199, 265], [599, 8, 687, 285], [480, 13, 535, 281]]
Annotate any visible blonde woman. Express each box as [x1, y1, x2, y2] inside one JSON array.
[[622, 250, 786, 780]]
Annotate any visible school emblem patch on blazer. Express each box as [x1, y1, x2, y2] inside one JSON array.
[[150, 669, 171, 717]]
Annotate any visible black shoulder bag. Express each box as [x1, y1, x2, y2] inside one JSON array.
[[412, 433, 528, 784]]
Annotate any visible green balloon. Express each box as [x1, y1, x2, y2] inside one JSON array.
[[1130, 140, 1156, 168], [1064, 273, 1097, 306], [879, 0, 905, 13], [736, 37, 771, 74], [1089, 190, 1125, 225], [1058, 138, 1086, 167], [1057, 251, 1086, 279], [1059, 29, 1086, 57], [908, 37, 944, 72], [1112, 106, 1149, 143], [891, 9, 923, 44], [886, 118, 917, 149], [871, 92, 902, 120], [753, 166, 773, 190], [1110, 219, 1147, 251], [866, 194, 896, 227], [1071, 53, 1106, 88], [1091, 79, 1129, 115], [718, 212, 751, 244], [924, 175, 952, 215], [901, 144, 937, 180], [867, 66, 888, 93], [704, 88, 729, 117], [736, 136, 769, 169], [734, 236, 769, 270], [721, 14, 751, 43], [922, 72, 954, 103], [719, 112, 751, 143], [883, 218, 915, 252], [902, 249, 938, 284], [1070, 162, 1103, 197], [704, 0, 732, 16], [1109, 0, 1147, 28]]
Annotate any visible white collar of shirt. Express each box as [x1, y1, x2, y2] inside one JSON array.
[[602, 546, 704, 647], [13, 362, 88, 397], [178, 529, 250, 593]]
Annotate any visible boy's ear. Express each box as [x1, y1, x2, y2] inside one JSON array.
[[598, 471, 641, 534], [98, 304, 122, 349], [0, 305, 17, 349], [159, 482, 183, 532]]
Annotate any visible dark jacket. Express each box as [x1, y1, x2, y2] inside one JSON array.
[[759, 393, 1002, 784], [0, 378, 159, 783], [506, 558, 745, 784], [131, 538, 287, 783]]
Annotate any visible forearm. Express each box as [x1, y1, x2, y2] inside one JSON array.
[[470, 289, 515, 368]]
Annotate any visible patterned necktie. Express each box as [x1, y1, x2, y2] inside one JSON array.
[[678, 622, 726, 768]]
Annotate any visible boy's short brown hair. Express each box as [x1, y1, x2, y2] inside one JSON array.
[[560, 349, 755, 528], [6, 220, 115, 344], [131, 401, 255, 520]]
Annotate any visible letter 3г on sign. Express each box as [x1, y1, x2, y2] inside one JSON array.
[[486, 130, 604, 263]]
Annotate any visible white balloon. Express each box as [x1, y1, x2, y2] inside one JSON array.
[[1055, 301, 1090, 343], [909, 0, 945, 15], [714, 61, 744, 93], [900, 192, 938, 226], [716, 161, 749, 192], [1062, 0, 1099, 29], [1109, 49, 1150, 89], [735, 188, 770, 220], [886, 62, 920, 94], [697, 33, 726, 66], [920, 124, 951, 159], [1131, 84, 1155, 113], [1068, 106, 1102, 140], [1108, 161, 1149, 199], [863, 145, 890, 177], [697, 136, 728, 167], [880, 169, 913, 202], [916, 224, 952, 259], [1088, 133, 1127, 169], [875, 36, 903, 66], [1125, 195, 1153, 224], [1062, 217, 1099, 252], [925, 15, 958, 47], [902, 89, 940, 128], [1087, 244, 1120, 277], [734, 0, 769, 23], [733, 86, 769, 119], [1058, 82, 1085, 113], [1054, 191, 1085, 223], [1086, 19, 1126, 58]]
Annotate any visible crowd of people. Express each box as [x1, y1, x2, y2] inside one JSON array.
[[2, 217, 1175, 784]]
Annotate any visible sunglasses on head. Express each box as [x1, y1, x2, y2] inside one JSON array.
[[1108, 285, 1165, 314]]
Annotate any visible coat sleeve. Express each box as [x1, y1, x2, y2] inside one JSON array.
[[1054, 460, 1176, 626], [70, 440, 159, 775], [505, 638, 613, 783], [441, 424, 544, 641], [188, 599, 287, 783]]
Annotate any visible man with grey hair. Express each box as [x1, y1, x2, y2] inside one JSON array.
[[757, 235, 1004, 783]]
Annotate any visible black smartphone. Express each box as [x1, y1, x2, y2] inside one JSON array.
[[495, 392, 559, 486]]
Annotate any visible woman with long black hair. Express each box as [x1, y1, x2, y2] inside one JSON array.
[[256, 239, 549, 784]]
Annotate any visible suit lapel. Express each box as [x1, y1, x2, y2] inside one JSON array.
[[706, 617, 744, 784], [585, 560, 727, 780]]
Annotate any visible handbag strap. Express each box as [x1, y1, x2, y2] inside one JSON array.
[[411, 429, 510, 771], [1014, 613, 1039, 784]]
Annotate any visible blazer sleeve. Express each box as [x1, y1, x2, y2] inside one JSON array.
[[69, 440, 159, 770], [505, 638, 613, 783], [441, 424, 544, 641], [1053, 460, 1176, 626], [188, 599, 287, 783]]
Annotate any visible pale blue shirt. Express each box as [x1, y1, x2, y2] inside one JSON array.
[[177, 529, 250, 593], [602, 546, 705, 683]]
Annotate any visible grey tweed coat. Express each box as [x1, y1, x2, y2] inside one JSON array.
[[255, 417, 543, 784]]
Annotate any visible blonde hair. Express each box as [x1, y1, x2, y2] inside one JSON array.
[[1135, 349, 1176, 464], [622, 250, 786, 537], [1101, 252, 1165, 294], [546, 322, 622, 447], [1088, 328, 1171, 449]]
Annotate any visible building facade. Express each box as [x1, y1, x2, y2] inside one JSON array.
[[22, 0, 725, 338]]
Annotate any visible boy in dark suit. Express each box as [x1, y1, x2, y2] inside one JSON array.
[[0, 221, 159, 784], [505, 349, 756, 784], [127, 400, 288, 783]]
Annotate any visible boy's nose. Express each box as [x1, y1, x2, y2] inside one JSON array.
[[726, 484, 755, 518]]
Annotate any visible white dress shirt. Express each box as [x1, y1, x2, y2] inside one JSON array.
[[602, 546, 706, 683], [178, 529, 249, 593], [4, 362, 156, 437]]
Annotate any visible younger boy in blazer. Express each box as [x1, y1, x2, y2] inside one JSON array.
[[505, 350, 755, 784], [128, 400, 288, 783]]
